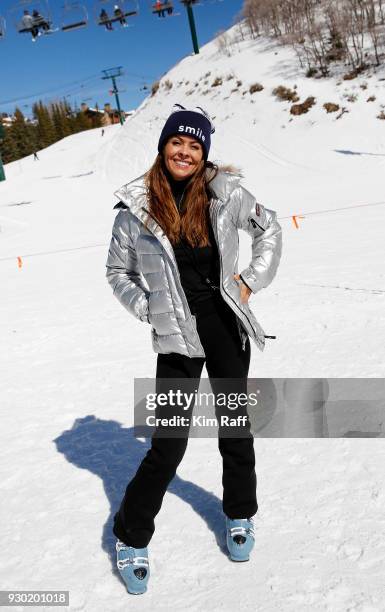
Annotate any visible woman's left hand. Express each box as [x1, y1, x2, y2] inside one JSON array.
[[234, 274, 252, 304]]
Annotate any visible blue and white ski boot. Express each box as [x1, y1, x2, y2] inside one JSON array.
[[116, 540, 150, 594], [225, 516, 255, 562]]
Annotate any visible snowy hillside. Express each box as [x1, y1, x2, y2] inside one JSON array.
[[1, 21, 384, 612]]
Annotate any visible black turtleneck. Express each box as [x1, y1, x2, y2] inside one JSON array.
[[164, 167, 221, 315], [163, 166, 190, 212]]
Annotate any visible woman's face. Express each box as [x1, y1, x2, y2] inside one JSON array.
[[163, 135, 204, 181]]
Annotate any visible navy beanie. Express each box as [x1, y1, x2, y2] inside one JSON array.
[[158, 104, 215, 160]]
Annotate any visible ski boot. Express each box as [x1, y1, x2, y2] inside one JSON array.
[[116, 540, 150, 594], [225, 516, 255, 562]]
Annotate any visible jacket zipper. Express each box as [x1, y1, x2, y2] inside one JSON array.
[[250, 218, 266, 232], [211, 200, 259, 350], [141, 206, 205, 357]]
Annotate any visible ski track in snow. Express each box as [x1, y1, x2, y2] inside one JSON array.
[[1, 22, 385, 612]]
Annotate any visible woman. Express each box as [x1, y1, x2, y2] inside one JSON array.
[[106, 105, 282, 594]]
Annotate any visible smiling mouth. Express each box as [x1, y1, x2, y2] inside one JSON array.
[[172, 159, 192, 168]]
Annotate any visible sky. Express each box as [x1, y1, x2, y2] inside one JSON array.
[[0, 0, 244, 116]]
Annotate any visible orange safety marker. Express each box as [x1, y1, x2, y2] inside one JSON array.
[[292, 215, 304, 229], [17, 256, 22, 268]]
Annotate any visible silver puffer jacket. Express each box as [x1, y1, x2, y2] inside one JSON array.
[[106, 169, 282, 358]]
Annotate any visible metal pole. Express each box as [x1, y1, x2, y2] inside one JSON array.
[[0, 123, 5, 182], [102, 68, 125, 126], [112, 76, 125, 125], [185, 1, 199, 54]]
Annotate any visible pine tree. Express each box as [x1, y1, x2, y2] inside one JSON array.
[[58, 100, 73, 137], [74, 110, 92, 132], [49, 100, 72, 141], [33, 101, 56, 148], [51, 102, 63, 140], [1, 124, 19, 164], [10, 108, 35, 158], [62, 100, 76, 135], [2, 95, 106, 164], [26, 122, 39, 155]]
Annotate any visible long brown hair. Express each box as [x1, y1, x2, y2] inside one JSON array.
[[144, 153, 218, 247]]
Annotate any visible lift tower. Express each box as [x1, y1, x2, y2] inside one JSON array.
[[102, 66, 125, 125], [180, 0, 199, 54], [0, 122, 5, 182]]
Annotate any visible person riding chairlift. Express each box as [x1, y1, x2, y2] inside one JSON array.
[[114, 5, 126, 26], [154, 1, 166, 18], [100, 8, 113, 30], [32, 9, 50, 32], [20, 10, 39, 40]]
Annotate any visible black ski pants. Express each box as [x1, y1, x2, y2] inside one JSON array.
[[113, 297, 258, 548]]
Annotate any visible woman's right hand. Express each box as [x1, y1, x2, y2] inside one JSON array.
[[233, 274, 252, 304]]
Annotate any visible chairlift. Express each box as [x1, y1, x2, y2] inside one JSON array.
[[95, 0, 138, 30], [151, 1, 179, 18], [0, 16, 6, 38], [9, 0, 57, 38], [61, 1, 88, 32], [180, 0, 202, 6]]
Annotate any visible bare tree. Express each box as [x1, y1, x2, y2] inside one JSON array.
[[324, 2, 348, 63], [216, 30, 232, 57], [242, 0, 384, 72], [242, 0, 261, 38], [364, 0, 383, 64], [378, 0, 385, 24], [344, 0, 366, 67]]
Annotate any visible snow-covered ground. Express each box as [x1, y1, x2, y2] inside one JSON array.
[[1, 22, 384, 611]]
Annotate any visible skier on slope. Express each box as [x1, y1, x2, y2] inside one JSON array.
[[105, 104, 282, 594]]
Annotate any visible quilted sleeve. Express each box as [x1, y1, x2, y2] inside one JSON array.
[[105, 209, 150, 322], [229, 185, 282, 294]]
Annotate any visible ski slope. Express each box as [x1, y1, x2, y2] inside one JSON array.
[[1, 22, 385, 612]]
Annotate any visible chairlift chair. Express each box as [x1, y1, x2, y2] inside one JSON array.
[[151, 1, 177, 17], [180, 0, 201, 6], [61, 1, 88, 31], [9, 0, 56, 35], [95, 0, 138, 29]]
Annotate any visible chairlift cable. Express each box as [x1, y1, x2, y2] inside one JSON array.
[[0, 73, 101, 106]]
